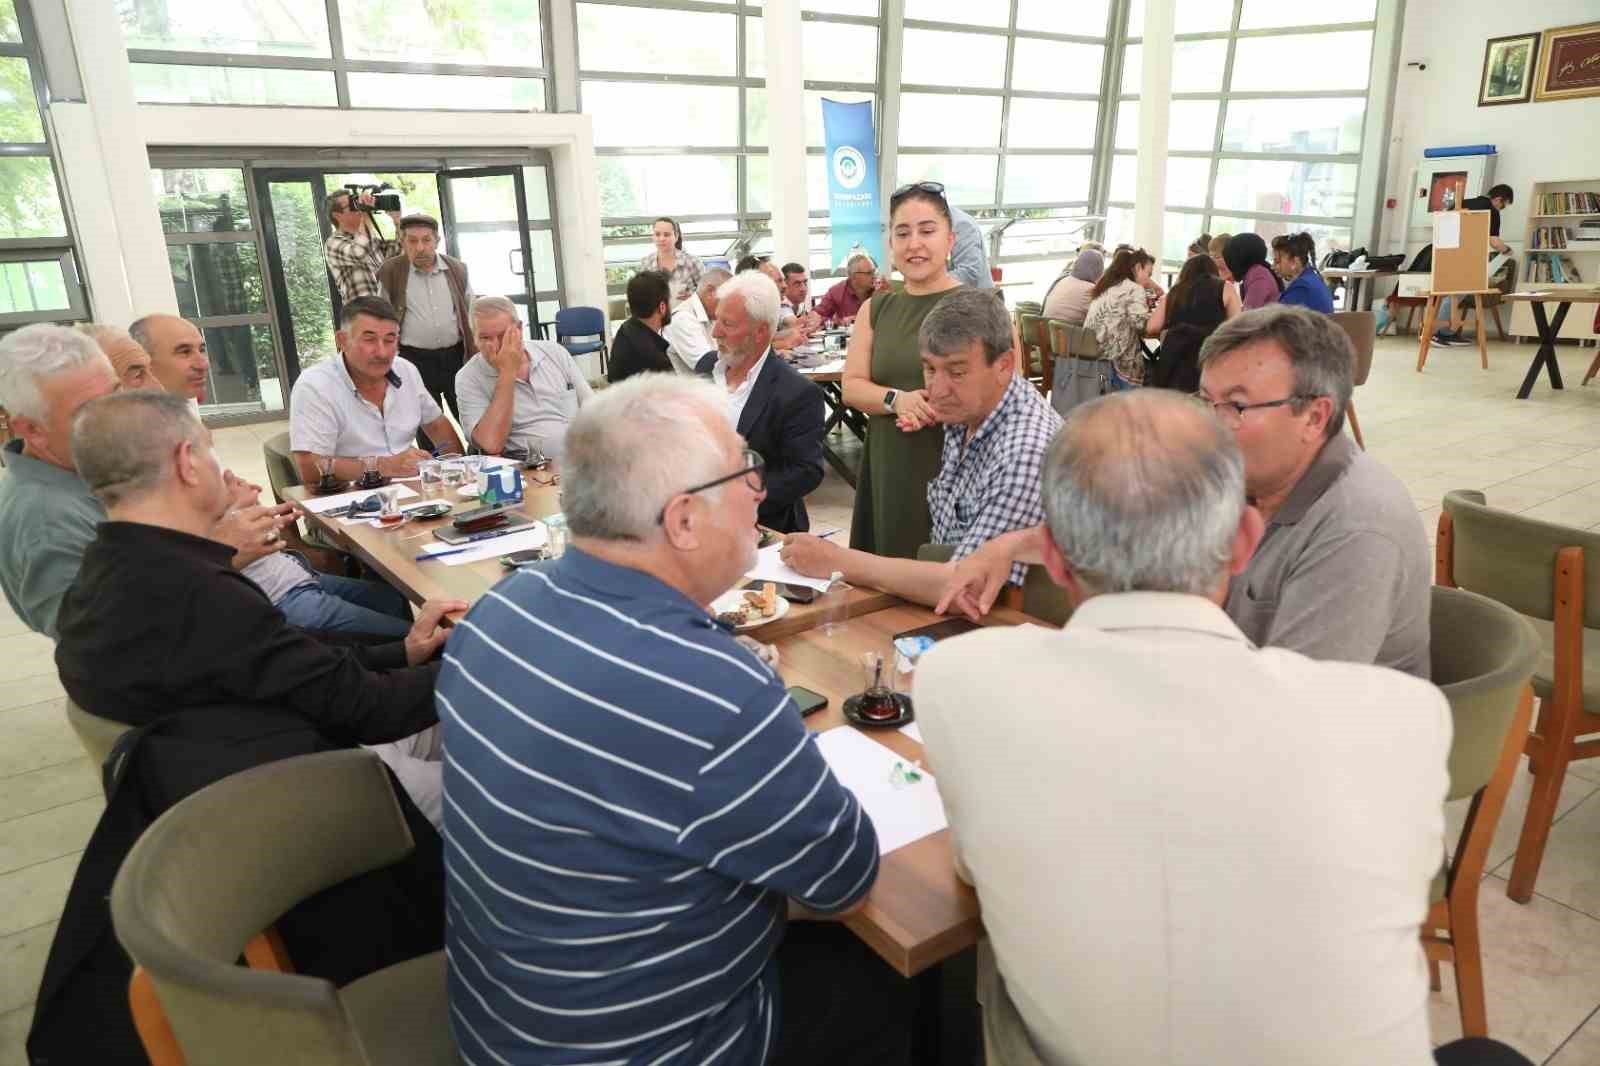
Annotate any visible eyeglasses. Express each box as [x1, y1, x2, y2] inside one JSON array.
[[890, 180, 947, 206], [1197, 394, 1317, 427], [656, 448, 767, 524]]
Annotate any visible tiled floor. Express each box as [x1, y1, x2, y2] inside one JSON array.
[[4, 335, 1600, 1063]]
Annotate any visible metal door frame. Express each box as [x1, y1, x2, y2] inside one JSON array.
[[436, 165, 541, 338]]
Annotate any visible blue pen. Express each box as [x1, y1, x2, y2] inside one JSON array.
[[417, 547, 471, 561]]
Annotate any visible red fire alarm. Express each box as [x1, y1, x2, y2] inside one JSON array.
[[1386, 196, 1397, 208]]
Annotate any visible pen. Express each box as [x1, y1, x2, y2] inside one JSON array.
[[818, 529, 841, 540], [417, 547, 471, 561]]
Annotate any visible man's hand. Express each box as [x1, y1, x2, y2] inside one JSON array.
[[780, 533, 848, 579], [378, 448, 434, 477], [935, 534, 1024, 621], [484, 327, 531, 380], [223, 469, 262, 509], [213, 502, 298, 568], [893, 389, 938, 432], [405, 599, 470, 665]]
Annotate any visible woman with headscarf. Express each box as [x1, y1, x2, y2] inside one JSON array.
[[1041, 247, 1104, 325], [1223, 233, 1283, 310]]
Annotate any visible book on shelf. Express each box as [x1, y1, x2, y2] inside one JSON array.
[[1523, 254, 1586, 283], [1531, 226, 1569, 249], [1537, 190, 1600, 216]]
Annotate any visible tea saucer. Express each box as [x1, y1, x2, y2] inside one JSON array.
[[842, 692, 914, 729]]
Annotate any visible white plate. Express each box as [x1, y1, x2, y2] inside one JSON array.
[[709, 588, 791, 630]]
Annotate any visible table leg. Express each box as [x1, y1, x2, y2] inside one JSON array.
[[1516, 302, 1569, 399], [1416, 296, 1441, 372], [1473, 302, 1488, 370]]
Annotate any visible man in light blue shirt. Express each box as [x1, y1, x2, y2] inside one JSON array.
[[950, 204, 995, 289]]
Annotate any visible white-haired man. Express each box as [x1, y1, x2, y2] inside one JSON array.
[[697, 270, 825, 532], [438, 373, 912, 1066], [0, 325, 289, 637], [664, 265, 732, 373], [915, 389, 1478, 1066], [454, 294, 592, 460]]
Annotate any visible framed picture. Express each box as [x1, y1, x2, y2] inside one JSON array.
[[1479, 33, 1539, 105], [1536, 21, 1600, 102]]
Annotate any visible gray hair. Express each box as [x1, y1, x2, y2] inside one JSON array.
[[127, 314, 157, 354], [471, 295, 520, 323], [1042, 390, 1245, 596], [562, 374, 732, 541], [715, 271, 781, 334], [698, 267, 732, 295], [1198, 304, 1352, 438], [919, 287, 1014, 365], [71, 390, 207, 508], [845, 253, 876, 273], [0, 324, 111, 423]]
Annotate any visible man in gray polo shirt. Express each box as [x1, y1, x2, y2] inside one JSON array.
[[289, 295, 463, 485], [935, 306, 1430, 679], [456, 295, 592, 460]]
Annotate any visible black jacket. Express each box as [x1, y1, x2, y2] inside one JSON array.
[[608, 317, 674, 383], [696, 351, 825, 532]]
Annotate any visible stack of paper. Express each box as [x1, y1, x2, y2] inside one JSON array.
[[743, 544, 833, 593], [814, 727, 947, 855]]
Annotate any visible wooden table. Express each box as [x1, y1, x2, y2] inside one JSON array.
[[1504, 291, 1600, 399], [1324, 267, 1395, 312], [776, 602, 1040, 977], [1414, 289, 1498, 375]]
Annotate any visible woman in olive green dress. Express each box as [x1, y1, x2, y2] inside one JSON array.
[[843, 182, 964, 558]]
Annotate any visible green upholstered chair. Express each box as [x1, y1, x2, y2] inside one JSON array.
[[111, 750, 459, 1066], [262, 431, 349, 562], [65, 697, 131, 769], [1437, 489, 1600, 904], [1420, 585, 1538, 1038], [1015, 311, 1047, 396], [916, 543, 1071, 626]]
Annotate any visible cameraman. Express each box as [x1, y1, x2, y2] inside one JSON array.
[[323, 187, 403, 304]]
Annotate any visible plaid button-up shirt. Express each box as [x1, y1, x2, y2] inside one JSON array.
[[323, 230, 402, 303], [928, 375, 1063, 586]]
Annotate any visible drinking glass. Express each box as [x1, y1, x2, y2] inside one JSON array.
[[440, 459, 466, 490], [856, 649, 901, 722], [377, 487, 406, 527], [357, 455, 384, 489], [418, 459, 443, 496]]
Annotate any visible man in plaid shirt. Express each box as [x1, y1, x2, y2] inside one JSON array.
[[323, 187, 403, 303], [780, 287, 1061, 603]]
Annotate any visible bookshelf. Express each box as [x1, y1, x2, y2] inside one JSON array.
[[1513, 178, 1600, 343]]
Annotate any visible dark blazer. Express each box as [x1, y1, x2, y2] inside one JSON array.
[[608, 317, 673, 383], [696, 350, 825, 532]]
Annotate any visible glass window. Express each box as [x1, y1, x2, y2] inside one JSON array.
[[747, 88, 876, 148], [0, 156, 67, 238], [745, 16, 765, 77], [1160, 213, 1201, 264], [1006, 98, 1099, 149], [168, 243, 266, 319], [0, 57, 43, 142], [449, 174, 520, 224], [129, 64, 338, 106], [119, 0, 331, 57], [899, 92, 1002, 148], [902, 28, 1007, 88], [200, 324, 281, 410], [1211, 216, 1353, 256], [577, 4, 735, 76], [528, 229, 558, 290], [1123, 39, 1226, 95], [905, 0, 1008, 28], [803, 21, 877, 83], [800, 0, 879, 14], [583, 81, 737, 147], [1239, 0, 1376, 29], [1015, 0, 1110, 36], [1108, 153, 1135, 203], [1114, 100, 1137, 151], [1164, 156, 1211, 208], [896, 154, 998, 207], [1011, 39, 1102, 94], [150, 168, 252, 233], [746, 154, 830, 214], [347, 72, 544, 112], [1002, 156, 1092, 204], [1222, 97, 1365, 155], [0, 0, 19, 43], [1211, 159, 1360, 218], [1128, 0, 1233, 36], [340, 0, 543, 67], [1230, 31, 1373, 92], [0, 258, 70, 314], [326, 170, 442, 221], [597, 155, 738, 217], [522, 166, 552, 221], [1168, 99, 1219, 151], [1122, 43, 1140, 94]]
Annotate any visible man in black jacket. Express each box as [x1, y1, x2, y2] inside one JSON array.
[[695, 270, 825, 532], [608, 269, 675, 383]]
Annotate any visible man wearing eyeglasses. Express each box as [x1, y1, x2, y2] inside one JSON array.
[[437, 373, 914, 1066], [814, 253, 886, 327], [940, 305, 1430, 679]]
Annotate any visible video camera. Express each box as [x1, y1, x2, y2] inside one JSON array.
[[344, 183, 402, 213]]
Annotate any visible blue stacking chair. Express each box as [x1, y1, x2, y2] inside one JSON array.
[[555, 307, 609, 375]]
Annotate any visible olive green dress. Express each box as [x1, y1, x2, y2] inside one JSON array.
[[849, 287, 960, 558]]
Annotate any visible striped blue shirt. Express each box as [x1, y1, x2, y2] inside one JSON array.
[[438, 548, 879, 1065]]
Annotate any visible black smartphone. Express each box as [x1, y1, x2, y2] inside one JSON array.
[[452, 500, 517, 529], [893, 618, 980, 644], [788, 686, 828, 716], [780, 584, 818, 604], [499, 549, 546, 568]]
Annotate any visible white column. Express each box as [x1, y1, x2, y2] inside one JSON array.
[[1356, 0, 1403, 253], [763, 0, 809, 262], [1134, 0, 1174, 257], [878, 0, 904, 216], [59, 0, 175, 322], [547, 0, 580, 113]]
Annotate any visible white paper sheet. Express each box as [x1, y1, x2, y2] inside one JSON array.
[[743, 544, 834, 592], [815, 727, 947, 856], [798, 359, 846, 376], [339, 499, 452, 527], [300, 484, 419, 514], [418, 523, 549, 565], [899, 723, 923, 743], [1435, 212, 1461, 250]]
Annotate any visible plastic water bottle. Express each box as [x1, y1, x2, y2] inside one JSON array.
[[822, 570, 847, 637]]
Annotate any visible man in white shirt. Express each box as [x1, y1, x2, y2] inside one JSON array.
[[455, 295, 592, 461], [289, 296, 464, 485], [915, 388, 1458, 1066], [664, 266, 731, 374]]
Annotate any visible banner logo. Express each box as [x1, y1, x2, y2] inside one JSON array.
[[832, 146, 867, 190]]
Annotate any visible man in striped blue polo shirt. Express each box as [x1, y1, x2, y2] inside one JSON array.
[[438, 374, 912, 1065]]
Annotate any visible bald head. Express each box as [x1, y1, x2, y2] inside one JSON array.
[[1041, 390, 1247, 596], [130, 313, 210, 403]]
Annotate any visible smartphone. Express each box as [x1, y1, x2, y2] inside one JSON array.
[[780, 584, 818, 604], [452, 500, 517, 529], [893, 618, 980, 644], [499, 549, 547, 568], [788, 686, 828, 717]]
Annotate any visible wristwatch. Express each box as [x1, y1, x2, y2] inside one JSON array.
[[884, 389, 898, 413]]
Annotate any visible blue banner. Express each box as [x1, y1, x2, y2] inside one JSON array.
[[821, 98, 885, 271]]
